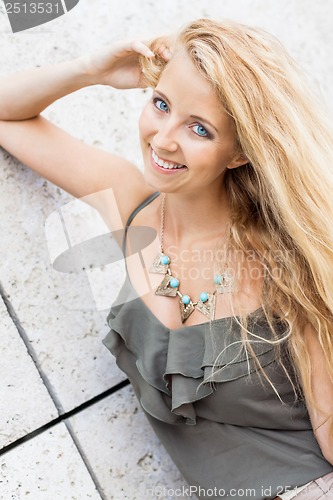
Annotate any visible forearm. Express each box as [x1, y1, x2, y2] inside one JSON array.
[[0, 57, 93, 121], [0, 39, 161, 122]]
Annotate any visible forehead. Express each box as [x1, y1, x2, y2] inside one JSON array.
[[155, 51, 228, 126]]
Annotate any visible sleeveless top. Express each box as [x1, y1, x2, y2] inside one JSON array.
[[103, 192, 333, 500]]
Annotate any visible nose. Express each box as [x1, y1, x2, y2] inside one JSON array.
[[153, 119, 178, 153]]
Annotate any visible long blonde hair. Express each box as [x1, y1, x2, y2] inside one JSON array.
[[140, 18, 333, 438]]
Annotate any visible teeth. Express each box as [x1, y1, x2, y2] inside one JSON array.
[[151, 148, 184, 169]]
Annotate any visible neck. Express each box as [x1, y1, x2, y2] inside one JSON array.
[[161, 185, 231, 248]]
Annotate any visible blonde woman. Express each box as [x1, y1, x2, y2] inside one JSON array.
[[0, 18, 333, 500]]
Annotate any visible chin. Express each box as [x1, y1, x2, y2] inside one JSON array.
[[142, 167, 160, 190], [142, 171, 176, 194]]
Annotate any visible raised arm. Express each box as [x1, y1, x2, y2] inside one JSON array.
[[0, 57, 92, 121], [0, 40, 167, 227]]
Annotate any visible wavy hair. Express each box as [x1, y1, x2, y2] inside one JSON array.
[[139, 18, 333, 439]]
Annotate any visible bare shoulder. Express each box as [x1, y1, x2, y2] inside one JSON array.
[[0, 114, 156, 227], [303, 323, 333, 464]]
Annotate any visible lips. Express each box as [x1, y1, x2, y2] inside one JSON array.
[[150, 146, 187, 175]]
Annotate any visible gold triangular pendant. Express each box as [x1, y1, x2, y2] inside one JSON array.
[[155, 274, 178, 297], [149, 252, 168, 274], [179, 299, 195, 323], [196, 293, 216, 321], [216, 269, 238, 294]]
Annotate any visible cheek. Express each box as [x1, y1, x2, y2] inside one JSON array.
[[138, 105, 154, 140]]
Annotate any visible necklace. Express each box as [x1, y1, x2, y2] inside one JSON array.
[[149, 193, 238, 323]]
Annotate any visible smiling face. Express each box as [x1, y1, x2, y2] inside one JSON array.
[[139, 50, 246, 196]]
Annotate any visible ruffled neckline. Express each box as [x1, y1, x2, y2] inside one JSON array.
[[103, 275, 286, 425], [135, 288, 265, 332]]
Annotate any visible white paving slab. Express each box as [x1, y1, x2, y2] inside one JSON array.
[[69, 385, 197, 500], [0, 296, 57, 449], [0, 422, 101, 499]]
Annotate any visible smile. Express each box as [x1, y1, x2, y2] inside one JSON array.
[[150, 147, 187, 172]]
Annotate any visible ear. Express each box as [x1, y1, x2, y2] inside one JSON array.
[[227, 153, 248, 169]]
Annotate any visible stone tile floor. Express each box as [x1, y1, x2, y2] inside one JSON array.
[[1, 0, 332, 498]]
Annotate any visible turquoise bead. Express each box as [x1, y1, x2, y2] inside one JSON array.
[[182, 294, 191, 305], [170, 278, 179, 288], [200, 291, 209, 303], [214, 274, 222, 285], [160, 255, 170, 265]]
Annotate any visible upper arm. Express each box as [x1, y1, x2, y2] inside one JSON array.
[[0, 114, 156, 227], [304, 324, 333, 464]]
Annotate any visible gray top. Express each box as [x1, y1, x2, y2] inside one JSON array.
[[103, 192, 333, 500]]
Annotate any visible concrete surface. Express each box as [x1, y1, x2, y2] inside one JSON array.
[[0, 422, 101, 499], [0, 295, 57, 449], [0, 0, 332, 498]]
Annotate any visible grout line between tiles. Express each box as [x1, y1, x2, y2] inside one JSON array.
[[0, 279, 65, 414], [65, 419, 109, 500], [0, 380, 130, 499], [0, 379, 130, 457]]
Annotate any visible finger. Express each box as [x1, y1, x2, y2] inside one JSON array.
[[130, 40, 155, 57], [155, 44, 172, 60], [162, 47, 172, 60]]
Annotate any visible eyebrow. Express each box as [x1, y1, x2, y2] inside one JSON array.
[[154, 89, 219, 134]]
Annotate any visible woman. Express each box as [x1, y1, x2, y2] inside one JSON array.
[[0, 17, 332, 500]]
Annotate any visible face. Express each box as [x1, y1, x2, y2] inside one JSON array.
[[139, 50, 245, 196]]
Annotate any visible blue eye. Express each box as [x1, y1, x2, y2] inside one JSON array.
[[153, 98, 169, 112], [192, 124, 209, 137]]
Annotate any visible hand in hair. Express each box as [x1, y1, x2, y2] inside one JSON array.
[[79, 38, 172, 90]]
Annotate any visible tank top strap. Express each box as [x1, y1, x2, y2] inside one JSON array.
[[122, 191, 161, 256]]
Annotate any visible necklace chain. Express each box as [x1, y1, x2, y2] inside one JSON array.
[[150, 192, 237, 323], [159, 193, 166, 253]]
